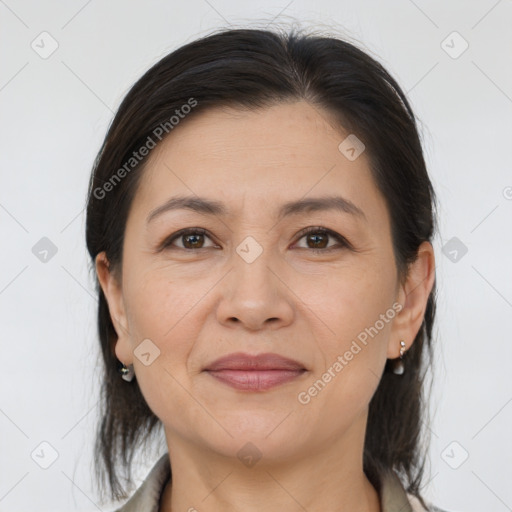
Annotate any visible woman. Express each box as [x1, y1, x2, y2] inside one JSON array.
[[86, 26, 447, 512]]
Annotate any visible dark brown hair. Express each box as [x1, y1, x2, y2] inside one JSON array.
[[85, 26, 438, 509]]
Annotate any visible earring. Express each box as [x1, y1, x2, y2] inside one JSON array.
[[392, 340, 407, 375], [119, 363, 135, 382]]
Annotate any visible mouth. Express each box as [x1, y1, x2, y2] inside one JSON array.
[[203, 352, 307, 391]]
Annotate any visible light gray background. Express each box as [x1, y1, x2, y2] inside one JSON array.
[[1, 1, 511, 511]]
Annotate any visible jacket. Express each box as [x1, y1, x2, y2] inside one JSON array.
[[113, 453, 449, 512]]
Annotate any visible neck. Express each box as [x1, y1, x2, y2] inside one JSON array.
[[160, 461, 380, 512], [159, 420, 381, 512]]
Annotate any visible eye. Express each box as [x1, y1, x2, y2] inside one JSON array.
[[162, 228, 218, 250], [293, 227, 350, 253], [160, 226, 351, 253]]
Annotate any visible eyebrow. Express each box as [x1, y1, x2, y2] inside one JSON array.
[[146, 194, 367, 224]]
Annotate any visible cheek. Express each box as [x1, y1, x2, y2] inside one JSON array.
[[121, 271, 207, 427], [295, 268, 396, 410], [298, 292, 391, 428], [123, 267, 210, 342], [299, 263, 395, 345]]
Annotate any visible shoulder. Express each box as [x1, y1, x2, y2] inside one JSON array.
[[380, 470, 453, 512], [112, 453, 171, 512], [407, 491, 455, 512]]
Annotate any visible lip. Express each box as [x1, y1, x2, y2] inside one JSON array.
[[203, 352, 307, 391], [203, 352, 306, 371]]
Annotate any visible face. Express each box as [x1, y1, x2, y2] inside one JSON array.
[[97, 100, 429, 465]]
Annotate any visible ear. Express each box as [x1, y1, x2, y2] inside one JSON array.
[[388, 241, 436, 358], [95, 251, 133, 365]]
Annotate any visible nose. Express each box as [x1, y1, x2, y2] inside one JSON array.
[[215, 246, 295, 331]]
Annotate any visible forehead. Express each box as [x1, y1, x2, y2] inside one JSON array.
[[129, 101, 389, 231]]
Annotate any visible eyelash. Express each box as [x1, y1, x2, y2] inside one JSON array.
[[161, 227, 351, 254]]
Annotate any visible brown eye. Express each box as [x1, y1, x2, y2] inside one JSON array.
[[294, 227, 349, 253], [163, 228, 217, 250], [305, 232, 329, 249], [182, 232, 205, 249]]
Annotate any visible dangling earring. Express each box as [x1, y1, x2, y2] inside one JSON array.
[[392, 340, 407, 375], [119, 363, 135, 382]]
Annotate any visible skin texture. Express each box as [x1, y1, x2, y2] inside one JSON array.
[[96, 100, 435, 512]]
